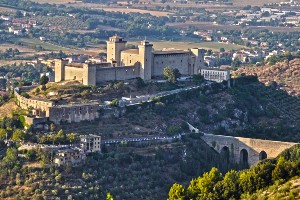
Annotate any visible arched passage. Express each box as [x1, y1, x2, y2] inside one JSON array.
[[259, 151, 267, 160], [240, 149, 248, 165], [220, 146, 230, 163]]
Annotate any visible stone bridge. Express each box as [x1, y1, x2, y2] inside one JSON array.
[[201, 134, 297, 166]]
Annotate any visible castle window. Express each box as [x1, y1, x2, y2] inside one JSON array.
[[130, 60, 131, 64], [162, 61, 163, 64], [181, 60, 183, 62]]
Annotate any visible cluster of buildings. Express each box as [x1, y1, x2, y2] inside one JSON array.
[[237, 7, 300, 26], [3, 17, 38, 36], [53, 134, 101, 167]]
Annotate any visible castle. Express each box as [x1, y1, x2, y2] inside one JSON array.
[[55, 35, 206, 85]]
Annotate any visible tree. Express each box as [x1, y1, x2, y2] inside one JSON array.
[[15, 10, 23, 18], [39, 75, 49, 85], [0, 128, 7, 139], [231, 57, 241, 70], [187, 167, 222, 199], [106, 193, 114, 200], [41, 85, 47, 91], [219, 170, 240, 199], [12, 129, 25, 142], [220, 48, 225, 52], [272, 156, 291, 181], [67, 133, 78, 143], [164, 67, 181, 83], [168, 183, 185, 200]]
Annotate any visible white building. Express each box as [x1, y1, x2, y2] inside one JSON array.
[[80, 134, 101, 153], [200, 68, 231, 83]]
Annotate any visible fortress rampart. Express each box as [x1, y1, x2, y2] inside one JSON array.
[[14, 88, 53, 117], [14, 88, 100, 124]]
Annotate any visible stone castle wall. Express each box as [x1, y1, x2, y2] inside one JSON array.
[[49, 103, 100, 124], [152, 53, 190, 76], [14, 88, 101, 124], [14, 88, 53, 117], [96, 65, 140, 83]]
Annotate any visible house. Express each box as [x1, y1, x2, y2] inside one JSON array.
[[80, 134, 101, 153], [54, 148, 86, 166]]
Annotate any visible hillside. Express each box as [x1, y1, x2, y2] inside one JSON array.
[[232, 59, 300, 96], [168, 144, 300, 200], [61, 76, 300, 142], [0, 135, 240, 200]]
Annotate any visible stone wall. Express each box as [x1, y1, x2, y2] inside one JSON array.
[[152, 53, 190, 76], [64, 65, 85, 83], [14, 88, 53, 117], [95, 65, 140, 83], [201, 134, 297, 166], [49, 103, 100, 124]]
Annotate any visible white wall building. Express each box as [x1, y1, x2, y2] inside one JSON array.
[[80, 134, 101, 153]]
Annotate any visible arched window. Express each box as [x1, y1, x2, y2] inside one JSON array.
[[259, 151, 267, 160]]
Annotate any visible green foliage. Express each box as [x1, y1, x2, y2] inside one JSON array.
[[106, 193, 114, 200], [41, 85, 47, 91], [12, 129, 25, 142], [192, 74, 204, 83], [266, 53, 294, 65], [0, 128, 7, 139], [20, 92, 30, 98], [164, 67, 181, 83], [168, 183, 185, 200], [134, 77, 145, 89], [39, 75, 49, 85], [231, 57, 241, 70], [109, 99, 119, 107], [167, 125, 182, 135]]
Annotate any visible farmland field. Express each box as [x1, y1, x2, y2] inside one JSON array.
[[0, 6, 16, 13], [101, 7, 171, 17], [129, 41, 245, 51], [169, 22, 300, 33], [31, 0, 77, 4]]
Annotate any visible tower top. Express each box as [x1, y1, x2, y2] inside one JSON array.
[[108, 35, 126, 43]]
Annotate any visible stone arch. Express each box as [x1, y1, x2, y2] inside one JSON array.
[[240, 149, 248, 165], [220, 146, 230, 163], [259, 151, 267, 160]]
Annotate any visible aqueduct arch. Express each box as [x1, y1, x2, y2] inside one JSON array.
[[201, 134, 297, 166]]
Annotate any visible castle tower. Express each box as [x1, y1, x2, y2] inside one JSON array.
[[138, 40, 153, 80], [54, 59, 68, 82], [82, 63, 96, 86], [106, 35, 127, 66], [190, 48, 205, 75]]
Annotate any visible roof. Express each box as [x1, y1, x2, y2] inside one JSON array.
[[153, 50, 189, 55], [201, 67, 230, 72], [122, 49, 139, 54]]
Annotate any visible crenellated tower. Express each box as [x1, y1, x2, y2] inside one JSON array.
[[106, 35, 127, 66]]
